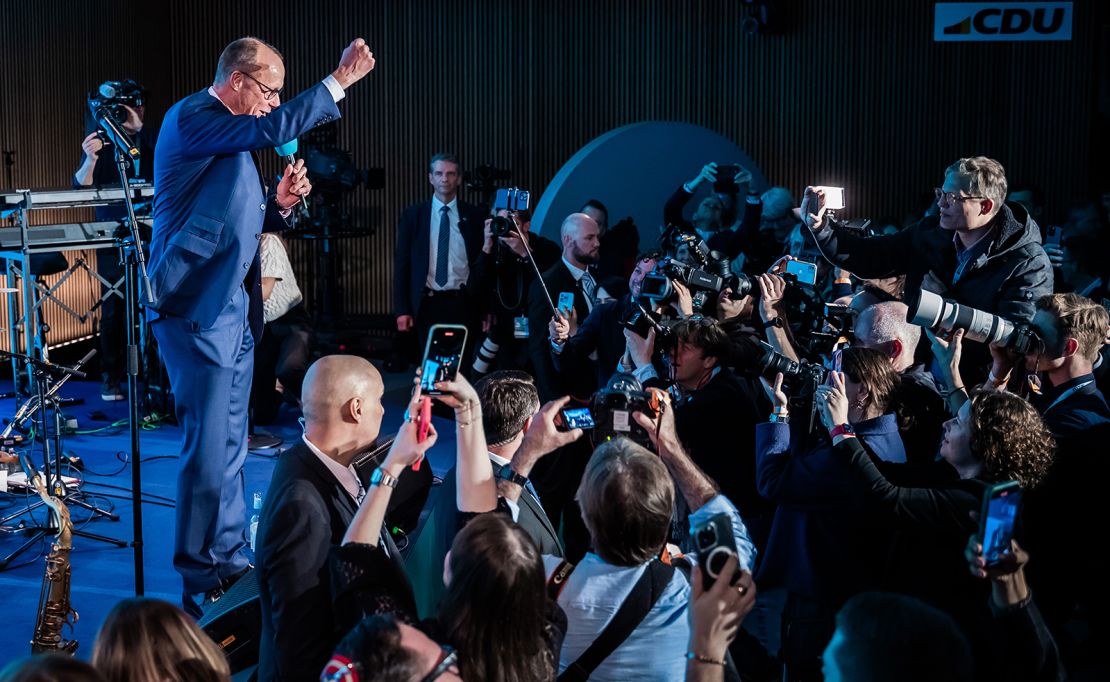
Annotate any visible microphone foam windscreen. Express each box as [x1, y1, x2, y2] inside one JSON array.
[[274, 139, 299, 157]]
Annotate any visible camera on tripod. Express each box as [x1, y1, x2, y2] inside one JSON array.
[[489, 187, 531, 237], [87, 80, 145, 129], [908, 290, 1044, 355]]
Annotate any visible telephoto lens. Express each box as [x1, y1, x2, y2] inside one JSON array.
[[908, 290, 1017, 345]]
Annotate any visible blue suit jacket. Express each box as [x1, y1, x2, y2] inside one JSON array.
[[149, 83, 340, 337]]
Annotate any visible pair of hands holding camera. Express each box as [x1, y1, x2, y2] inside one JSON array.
[[481, 215, 530, 257], [688, 162, 753, 192], [761, 370, 852, 429]]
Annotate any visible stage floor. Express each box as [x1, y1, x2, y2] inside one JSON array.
[[0, 364, 455, 663]]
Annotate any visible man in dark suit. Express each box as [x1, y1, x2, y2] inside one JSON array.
[[526, 212, 609, 403], [393, 153, 488, 355], [550, 251, 660, 388], [148, 36, 375, 614], [434, 370, 562, 560], [256, 355, 409, 682]]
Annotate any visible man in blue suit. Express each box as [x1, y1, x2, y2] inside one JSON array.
[[149, 35, 376, 615]]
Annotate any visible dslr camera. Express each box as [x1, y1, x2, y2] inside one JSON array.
[[590, 373, 662, 450], [908, 290, 1044, 355], [640, 256, 753, 311], [87, 79, 145, 126], [489, 187, 530, 236]]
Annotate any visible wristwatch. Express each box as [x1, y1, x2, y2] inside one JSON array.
[[762, 317, 783, 330], [496, 465, 530, 489], [828, 423, 856, 440], [370, 467, 399, 489]]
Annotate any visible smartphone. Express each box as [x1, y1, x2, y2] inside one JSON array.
[[559, 407, 596, 431], [785, 259, 818, 286], [823, 186, 845, 211], [713, 164, 741, 193], [692, 512, 740, 590], [557, 292, 576, 318], [1044, 225, 1062, 247], [979, 481, 1022, 567], [419, 324, 468, 395]]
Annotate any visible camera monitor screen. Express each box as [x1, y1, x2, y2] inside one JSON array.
[[420, 325, 468, 395], [561, 407, 596, 430], [980, 483, 1022, 567]]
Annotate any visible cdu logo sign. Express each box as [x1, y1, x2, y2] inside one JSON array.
[[935, 2, 1072, 42]]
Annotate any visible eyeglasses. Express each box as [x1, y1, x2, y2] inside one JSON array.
[[420, 646, 458, 682], [238, 70, 282, 101], [934, 188, 983, 206]]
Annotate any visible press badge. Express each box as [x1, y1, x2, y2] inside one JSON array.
[[514, 316, 529, 339]]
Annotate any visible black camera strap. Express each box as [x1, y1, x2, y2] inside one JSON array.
[[556, 558, 675, 682]]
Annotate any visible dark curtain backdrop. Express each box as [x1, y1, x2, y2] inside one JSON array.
[[0, 0, 1104, 338]]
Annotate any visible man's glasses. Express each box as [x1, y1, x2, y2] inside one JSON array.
[[238, 71, 282, 101], [934, 188, 983, 206]]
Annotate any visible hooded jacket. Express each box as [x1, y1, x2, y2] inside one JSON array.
[[810, 202, 1052, 323]]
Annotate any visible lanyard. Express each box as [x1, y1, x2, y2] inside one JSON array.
[[1043, 379, 1096, 414]]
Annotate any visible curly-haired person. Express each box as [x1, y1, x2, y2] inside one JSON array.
[[815, 381, 1055, 677]]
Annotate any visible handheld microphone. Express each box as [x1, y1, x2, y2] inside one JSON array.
[[274, 139, 309, 212], [95, 107, 140, 160]]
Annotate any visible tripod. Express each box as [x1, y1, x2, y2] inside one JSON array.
[[0, 350, 127, 569]]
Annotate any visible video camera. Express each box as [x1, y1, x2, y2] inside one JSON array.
[[87, 80, 145, 126], [643, 225, 753, 311], [590, 373, 663, 450]]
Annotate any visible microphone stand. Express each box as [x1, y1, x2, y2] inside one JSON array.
[[105, 118, 153, 596]]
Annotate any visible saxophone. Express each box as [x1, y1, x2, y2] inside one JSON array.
[[18, 454, 79, 654]]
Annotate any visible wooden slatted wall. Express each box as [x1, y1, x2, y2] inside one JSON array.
[[0, 0, 1103, 346]]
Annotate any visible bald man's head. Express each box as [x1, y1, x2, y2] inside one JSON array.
[[560, 213, 601, 266], [301, 355, 384, 426]]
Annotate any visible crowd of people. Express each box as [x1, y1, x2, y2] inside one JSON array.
[[11, 29, 1110, 681]]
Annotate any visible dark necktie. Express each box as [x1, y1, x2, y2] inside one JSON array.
[[579, 270, 598, 306], [435, 205, 451, 287]]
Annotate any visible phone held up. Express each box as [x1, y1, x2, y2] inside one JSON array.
[[784, 259, 819, 287], [558, 407, 596, 431], [979, 480, 1022, 567], [419, 324, 468, 396]]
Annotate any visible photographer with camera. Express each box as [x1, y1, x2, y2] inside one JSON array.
[[467, 203, 560, 377], [619, 316, 769, 551], [818, 383, 1055, 674], [74, 79, 158, 401], [939, 293, 1110, 652], [754, 347, 905, 680], [805, 157, 1053, 382]]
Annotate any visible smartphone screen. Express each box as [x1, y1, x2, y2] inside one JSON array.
[[1044, 225, 1062, 247], [823, 187, 845, 211], [557, 292, 576, 317], [785, 259, 818, 286], [980, 482, 1022, 567], [561, 407, 596, 430], [419, 325, 468, 395]]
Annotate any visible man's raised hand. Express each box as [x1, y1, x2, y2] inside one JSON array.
[[332, 38, 376, 89]]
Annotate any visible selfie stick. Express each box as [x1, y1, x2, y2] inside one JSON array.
[[510, 223, 557, 316]]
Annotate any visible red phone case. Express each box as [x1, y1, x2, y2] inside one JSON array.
[[414, 396, 432, 471]]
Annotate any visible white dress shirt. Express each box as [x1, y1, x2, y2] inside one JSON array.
[[301, 434, 362, 504], [260, 234, 303, 323], [426, 196, 469, 290], [560, 256, 611, 312]]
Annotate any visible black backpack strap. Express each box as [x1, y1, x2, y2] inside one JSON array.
[[557, 559, 675, 682], [547, 559, 576, 601]]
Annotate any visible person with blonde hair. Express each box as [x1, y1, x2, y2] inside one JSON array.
[[91, 598, 230, 682]]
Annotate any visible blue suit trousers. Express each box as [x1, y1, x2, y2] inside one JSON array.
[[152, 286, 254, 593]]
